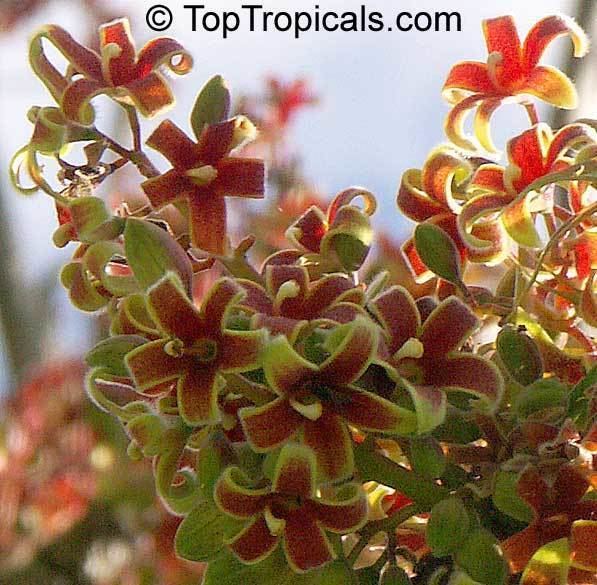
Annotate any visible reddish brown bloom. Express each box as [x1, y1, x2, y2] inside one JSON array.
[[370, 287, 503, 432], [443, 15, 588, 150], [238, 262, 366, 342], [142, 118, 265, 254], [239, 318, 416, 480], [125, 273, 265, 425], [397, 147, 508, 282], [30, 18, 192, 124], [461, 122, 597, 253], [286, 187, 376, 271], [214, 443, 367, 572], [502, 464, 597, 580]]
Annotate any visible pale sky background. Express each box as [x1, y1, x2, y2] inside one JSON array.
[[1, 0, 593, 391]]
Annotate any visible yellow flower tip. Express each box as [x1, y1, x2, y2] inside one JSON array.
[[164, 338, 185, 357], [186, 164, 218, 186], [274, 280, 301, 308], [264, 506, 286, 536], [289, 397, 323, 421], [231, 115, 258, 150], [486, 51, 503, 88], [393, 337, 424, 361], [102, 42, 123, 61]]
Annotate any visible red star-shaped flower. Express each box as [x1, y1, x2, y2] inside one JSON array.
[[238, 261, 366, 342], [30, 18, 193, 124], [239, 317, 416, 480], [141, 118, 265, 254], [214, 443, 367, 572], [369, 287, 503, 432], [125, 273, 265, 425], [443, 15, 588, 151]]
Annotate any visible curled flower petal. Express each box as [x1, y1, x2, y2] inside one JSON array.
[[214, 467, 269, 519], [419, 296, 478, 358], [522, 14, 589, 71], [272, 443, 316, 497], [282, 512, 335, 573], [226, 515, 279, 564]]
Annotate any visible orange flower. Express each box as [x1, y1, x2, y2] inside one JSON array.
[[30, 18, 192, 124], [443, 15, 588, 151]]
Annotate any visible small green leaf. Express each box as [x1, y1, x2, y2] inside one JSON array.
[[69, 197, 123, 243], [492, 471, 533, 523], [513, 378, 567, 419], [427, 497, 469, 557], [354, 442, 447, 510], [175, 500, 242, 562], [520, 538, 570, 585], [86, 335, 147, 376], [191, 75, 231, 138], [409, 437, 446, 480], [126, 413, 166, 457], [454, 529, 508, 585], [414, 224, 464, 290], [496, 326, 543, 386], [203, 549, 357, 585], [124, 218, 193, 294], [197, 431, 236, 502]]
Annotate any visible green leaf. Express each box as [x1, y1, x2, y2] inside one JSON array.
[[197, 430, 237, 502], [496, 326, 543, 386], [454, 529, 508, 585], [513, 378, 567, 419], [520, 538, 570, 585], [126, 413, 166, 457], [86, 335, 147, 376], [175, 500, 242, 562], [409, 437, 446, 480], [427, 497, 469, 557], [414, 223, 464, 290], [191, 75, 231, 139], [354, 442, 447, 510], [68, 197, 124, 243], [322, 206, 373, 272], [203, 549, 357, 585], [567, 365, 597, 427], [124, 218, 193, 294], [492, 471, 533, 523]]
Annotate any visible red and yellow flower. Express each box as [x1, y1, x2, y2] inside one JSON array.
[[125, 273, 265, 425], [369, 287, 503, 432], [502, 463, 597, 583], [239, 317, 417, 480], [443, 15, 588, 151], [142, 118, 265, 255], [460, 122, 597, 253], [397, 147, 508, 282], [214, 443, 367, 572], [30, 18, 193, 124]]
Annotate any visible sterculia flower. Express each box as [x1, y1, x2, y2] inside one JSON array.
[[30, 18, 193, 124], [396, 146, 508, 282], [461, 122, 597, 252], [369, 286, 503, 433], [443, 15, 588, 151], [141, 117, 265, 255], [125, 273, 265, 426], [239, 317, 417, 481], [214, 443, 367, 572]]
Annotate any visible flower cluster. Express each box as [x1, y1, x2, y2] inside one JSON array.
[[11, 13, 597, 585]]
